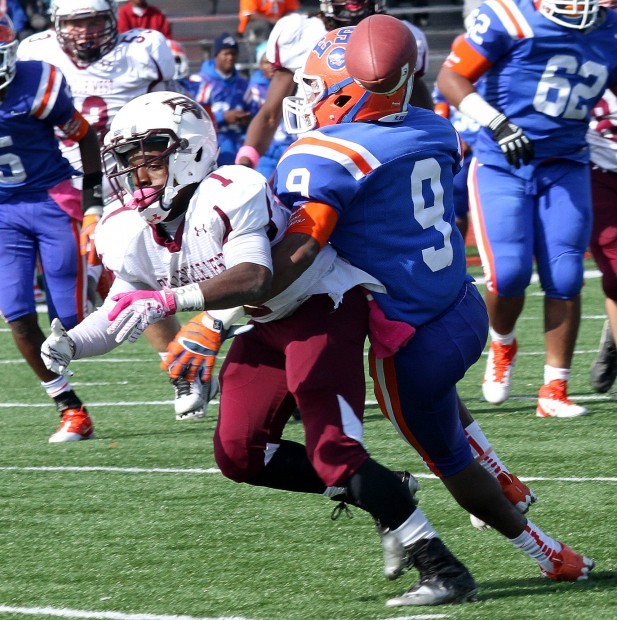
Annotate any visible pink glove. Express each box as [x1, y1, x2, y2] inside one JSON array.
[[107, 289, 177, 344], [364, 290, 415, 358]]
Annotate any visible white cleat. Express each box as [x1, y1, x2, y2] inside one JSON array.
[[536, 380, 588, 418], [482, 340, 518, 405]]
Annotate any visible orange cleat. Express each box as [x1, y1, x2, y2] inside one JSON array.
[[49, 406, 95, 443], [542, 544, 595, 581]]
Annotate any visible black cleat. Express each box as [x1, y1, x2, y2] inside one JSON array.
[[386, 538, 477, 607], [590, 320, 617, 393]]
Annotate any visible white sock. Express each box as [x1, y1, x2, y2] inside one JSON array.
[[509, 519, 561, 572], [544, 365, 570, 384], [464, 420, 509, 478], [41, 376, 71, 399], [392, 507, 437, 548], [490, 327, 516, 346]]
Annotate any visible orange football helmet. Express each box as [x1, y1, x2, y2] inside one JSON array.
[[282, 27, 413, 134]]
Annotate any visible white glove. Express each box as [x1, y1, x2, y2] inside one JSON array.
[[41, 318, 76, 376]]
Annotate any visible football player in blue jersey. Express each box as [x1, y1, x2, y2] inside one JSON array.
[[265, 16, 594, 602], [437, 0, 617, 417], [0, 12, 103, 442]]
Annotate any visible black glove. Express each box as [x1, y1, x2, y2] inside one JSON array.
[[488, 114, 534, 169]]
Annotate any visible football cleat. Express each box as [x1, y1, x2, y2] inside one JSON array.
[[541, 544, 595, 581], [376, 472, 421, 580], [536, 380, 588, 418], [590, 319, 617, 393], [482, 339, 517, 404], [385, 537, 477, 607], [49, 406, 95, 443], [174, 375, 219, 420], [470, 471, 537, 531]]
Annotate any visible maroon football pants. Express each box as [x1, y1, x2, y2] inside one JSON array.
[[589, 166, 617, 302], [214, 288, 371, 488]]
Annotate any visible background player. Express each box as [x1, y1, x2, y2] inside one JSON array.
[[437, 0, 617, 417], [0, 12, 103, 442]]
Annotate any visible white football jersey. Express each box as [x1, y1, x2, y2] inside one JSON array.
[[96, 165, 383, 322], [266, 13, 326, 73], [17, 28, 176, 200], [588, 89, 617, 173]]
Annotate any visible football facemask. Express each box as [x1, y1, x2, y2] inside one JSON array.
[[52, 0, 118, 66], [536, 0, 599, 29], [320, 0, 382, 25], [0, 13, 17, 90]]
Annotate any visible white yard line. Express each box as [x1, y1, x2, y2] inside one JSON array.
[[0, 465, 614, 483], [0, 606, 254, 620], [0, 606, 449, 620]]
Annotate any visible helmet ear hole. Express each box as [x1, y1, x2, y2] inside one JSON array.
[[195, 147, 203, 162], [334, 95, 352, 108]]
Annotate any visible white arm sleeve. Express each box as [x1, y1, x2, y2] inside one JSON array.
[[68, 279, 141, 359]]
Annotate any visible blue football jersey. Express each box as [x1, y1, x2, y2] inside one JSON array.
[[0, 61, 78, 198], [274, 108, 469, 326], [465, 0, 617, 165]]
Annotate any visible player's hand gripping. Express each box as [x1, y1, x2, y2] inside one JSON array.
[[163, 312, 253, 383], [41, 318, 76, 377], [488, 114, 534, 169], [107, 289, 177, 344]]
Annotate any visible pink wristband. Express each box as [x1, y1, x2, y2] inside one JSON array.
[[235, 145, 260, 168]]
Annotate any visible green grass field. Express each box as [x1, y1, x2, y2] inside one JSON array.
[[1, 261, 615, 620]]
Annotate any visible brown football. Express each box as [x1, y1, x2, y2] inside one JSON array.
[[345, 14, 418, 94]]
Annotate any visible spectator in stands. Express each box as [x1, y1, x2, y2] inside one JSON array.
[[196, 32, 253, 166], [245, 41, 292, 179], [117, 0, 171, 38], [237, 0, 299, 41]]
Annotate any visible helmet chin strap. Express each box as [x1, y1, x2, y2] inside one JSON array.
[[162, 185, 179, 207]]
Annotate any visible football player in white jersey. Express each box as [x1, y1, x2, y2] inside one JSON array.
[[40, 90, 384, 420], [235, 0, 433, 169], [18, 0, 199, 425]]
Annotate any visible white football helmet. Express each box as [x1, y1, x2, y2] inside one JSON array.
[[51, 0, 118, 66], [0, 13, 17, 90], [102, 91, 219, 225], [536, 0, 599, 29]]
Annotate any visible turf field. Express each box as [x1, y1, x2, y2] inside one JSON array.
[[0, 260, 615, 620]]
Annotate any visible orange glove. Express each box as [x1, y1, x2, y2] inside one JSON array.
[[163, 311, 254, 383], [80, 207, 102, 266], [163, 312, 225, 383]]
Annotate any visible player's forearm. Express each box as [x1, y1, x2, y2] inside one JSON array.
[[68, 303, 123, 359], [266, 233, 320, 301], [241, 106, 281, 157], [436, 66, 477, 109]]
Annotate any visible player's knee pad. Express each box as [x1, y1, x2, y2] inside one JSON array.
[[213, 434, 261, 483], [492, 257, 532, 297], [541, 251, 585, 298]]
